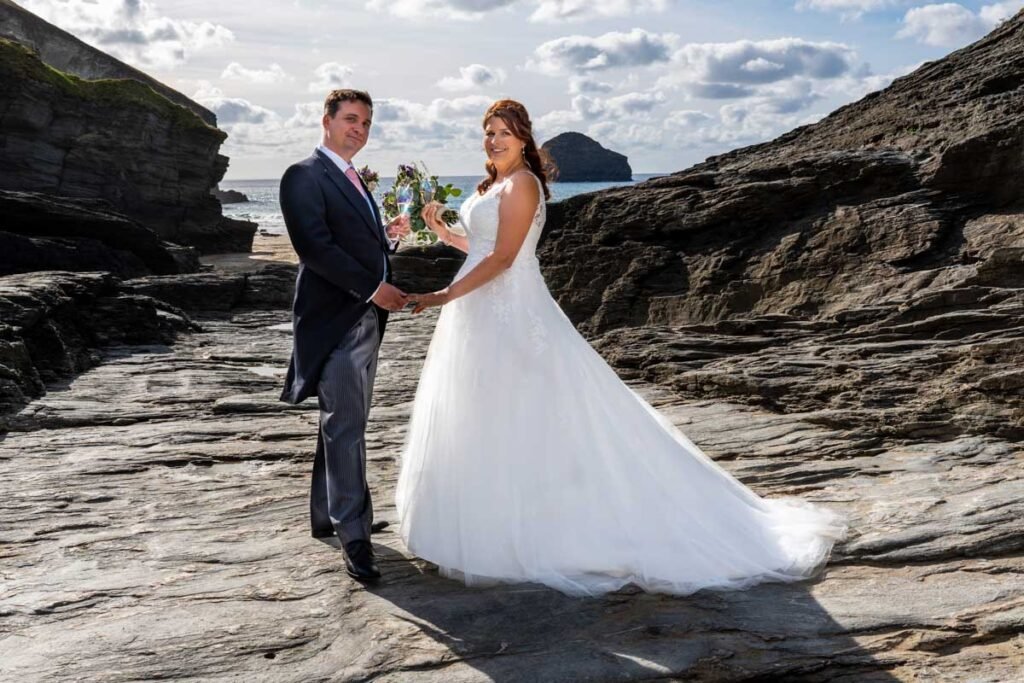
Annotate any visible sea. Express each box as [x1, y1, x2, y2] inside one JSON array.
[[220, 174, 666, 235]]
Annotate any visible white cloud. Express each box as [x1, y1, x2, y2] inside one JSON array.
[[365, 0, 669, 22], [795, 0, 895, 20], [664, 109, 715, 128], [221, 62, 290, 84], [897, 2, 1023, 47], [365, 0, 517, 21], [568, 76, 615, 95], [896, 4, 987, 46], [536, 89, 666, 141], [529, 0, 669, 22], [979, 1, 1024, 24], [307, 62, 356, 93], [285, 102, 326, 129], [357, 95, 493, 151], [667, 38, 857, 88], [653, 38, 858, 105], [192, 84, 276, 124], [20, 0, 233, 69], [526, 28, 677, 75], [436, 64, 507, 91], [816, 61, 920, 100]]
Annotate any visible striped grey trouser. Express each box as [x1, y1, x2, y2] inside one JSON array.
[[310, 306, 380, 546]]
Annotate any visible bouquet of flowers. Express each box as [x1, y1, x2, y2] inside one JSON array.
[[381, 162, 462, 246]]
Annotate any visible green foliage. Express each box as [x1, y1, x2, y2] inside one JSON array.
[[381, 161, 462, 245]]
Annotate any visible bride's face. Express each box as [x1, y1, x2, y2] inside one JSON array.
[[484, 116, 525, 166]]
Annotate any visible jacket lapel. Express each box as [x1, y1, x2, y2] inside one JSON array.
[[314, 150, 385, 247], [356, 171, 391, 246]]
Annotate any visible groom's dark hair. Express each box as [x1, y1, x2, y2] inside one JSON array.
[[324, 89, 373, 118]]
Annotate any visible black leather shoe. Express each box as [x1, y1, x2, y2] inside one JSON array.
[[344, 540, 381, 582]]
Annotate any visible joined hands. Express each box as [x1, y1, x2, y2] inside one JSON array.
[[371, 282, 409, 312], [408, 288, 450, 315]]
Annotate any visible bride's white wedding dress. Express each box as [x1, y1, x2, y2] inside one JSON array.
[[395, 171, 847, 597]]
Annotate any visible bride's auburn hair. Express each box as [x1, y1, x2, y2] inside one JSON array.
[[477, 99, 555, 200]]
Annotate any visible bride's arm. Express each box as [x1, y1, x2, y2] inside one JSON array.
[[439, 223, 470, 254], [413, 176, 539, 312]]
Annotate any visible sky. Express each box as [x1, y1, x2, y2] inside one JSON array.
[[16, 0, 1024, 179]]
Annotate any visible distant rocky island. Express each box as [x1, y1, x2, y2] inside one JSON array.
[[213, 187, 250, 204], [541, 132, 632, 182]]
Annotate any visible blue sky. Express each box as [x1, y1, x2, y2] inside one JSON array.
[[17, 1, 1024, 178]]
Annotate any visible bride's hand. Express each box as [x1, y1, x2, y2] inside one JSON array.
[[410, 288, 450, 314], [420, 201, 449, 239]]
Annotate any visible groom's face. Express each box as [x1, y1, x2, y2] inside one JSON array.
[[323, 100, 372, 161]]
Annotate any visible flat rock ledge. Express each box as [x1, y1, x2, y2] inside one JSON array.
[[1, 303, 1022, 681]]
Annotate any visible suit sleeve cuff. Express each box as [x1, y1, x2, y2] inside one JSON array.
[[366, 281, 386, 303]]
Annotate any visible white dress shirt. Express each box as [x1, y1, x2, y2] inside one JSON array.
[[316, 145, 393, 302]]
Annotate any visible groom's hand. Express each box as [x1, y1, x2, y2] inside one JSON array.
[[385, 214, 411, 240], [371, 283, 409, 312]]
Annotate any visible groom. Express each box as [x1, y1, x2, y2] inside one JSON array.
[[279, 89, 409, 582]]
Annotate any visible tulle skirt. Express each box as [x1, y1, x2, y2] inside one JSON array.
[[395, 255, 848, 597]]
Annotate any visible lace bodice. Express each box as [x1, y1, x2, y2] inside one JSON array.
[[457, 171, 546, 268]]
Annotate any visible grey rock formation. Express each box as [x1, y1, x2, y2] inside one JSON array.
[[214, 187, 250, 204], [126, 263, 298, 312], [392, 241, 467, 293], [542, 131, 632, 182], [0, 0, 215, 125], [0, 190, 200, 277], [0, 307, 1021, 680], [0, 261, 298, 416], [0, 270, 195, 416], [0, 38, 255, 254], [537, 11, 1024, 447]]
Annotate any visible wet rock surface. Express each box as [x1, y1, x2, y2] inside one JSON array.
[[0, 270, 194, 418], [0, 306, 1021, 681]]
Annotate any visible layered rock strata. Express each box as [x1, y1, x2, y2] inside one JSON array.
[[537, 11, 1024, 447], [0, 190, 200, 277], [0, 308, 1021, 680], [0, 0, 216, 124], [0, 39, 254, 253]]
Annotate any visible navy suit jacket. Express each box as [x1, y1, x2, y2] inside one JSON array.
[[279, 149, 393, 404]]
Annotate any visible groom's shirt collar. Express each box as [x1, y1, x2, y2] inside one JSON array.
[[316, 144, 378, 219], [317, 144, 354, 173]]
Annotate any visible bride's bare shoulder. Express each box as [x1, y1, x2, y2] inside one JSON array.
[[500, 169, 540, 206]]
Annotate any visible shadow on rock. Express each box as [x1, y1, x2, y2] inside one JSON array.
[[365, 544, 898, 682]]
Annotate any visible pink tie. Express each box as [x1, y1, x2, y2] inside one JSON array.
[[344, 166, 368, 199]]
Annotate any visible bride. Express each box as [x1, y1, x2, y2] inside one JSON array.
[[397, 99, 847, 597]]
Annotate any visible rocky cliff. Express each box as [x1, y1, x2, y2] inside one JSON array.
[[542, 131, 632, 182], [0, 0, 215, 125], [0, 38, 254, 253], [537, 11, 1024, 444]]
